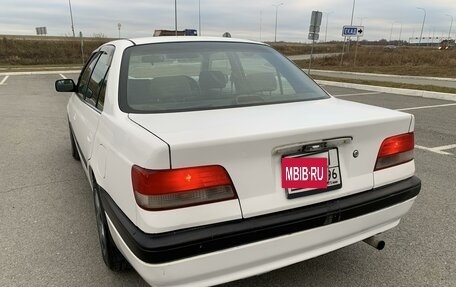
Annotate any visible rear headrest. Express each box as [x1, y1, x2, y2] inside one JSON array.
[[199, 71, 228, 90], [245, 72, 277, 92]]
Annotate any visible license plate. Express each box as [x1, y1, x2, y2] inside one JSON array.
[[284, 148, 342, 199]]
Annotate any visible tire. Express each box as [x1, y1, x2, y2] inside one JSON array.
[[69, 125, 80, 161], [93, 183, 130, 272]]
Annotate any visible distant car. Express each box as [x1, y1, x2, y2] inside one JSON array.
[[384, 45, 397, 50], [438, 40, 453, 50], [55, 37, 421, 287]]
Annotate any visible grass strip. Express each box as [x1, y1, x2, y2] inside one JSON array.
[[0, 64, 82, 72], [311, 75, 456, 94]]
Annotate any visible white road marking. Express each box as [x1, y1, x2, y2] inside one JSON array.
[[0, 75, 9, 85], [415, 145, 455, 155], [431, 144, 456, 151], [59, 74, 67, 79], [397, 103, 456, 111], [334, 91, 382, 97]]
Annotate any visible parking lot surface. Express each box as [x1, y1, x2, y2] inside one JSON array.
[[1, 73, 455, 286]]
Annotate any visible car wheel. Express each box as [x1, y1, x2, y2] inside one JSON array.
[[69, 125, 80, 161], [93, 183, 129, 272]]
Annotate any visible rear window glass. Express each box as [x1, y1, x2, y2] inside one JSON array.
[[119, 42, 329, 113]]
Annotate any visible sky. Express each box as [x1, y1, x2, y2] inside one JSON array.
[[0, 0, 455, 42]]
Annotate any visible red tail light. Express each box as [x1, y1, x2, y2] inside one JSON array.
[[375, 132, 414, 171], [131, 165, 237, 210]]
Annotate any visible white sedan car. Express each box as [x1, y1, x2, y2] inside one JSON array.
[[55, 37, 421, 287]]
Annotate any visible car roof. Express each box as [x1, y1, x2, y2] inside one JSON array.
[[125, 36, 267, 46]]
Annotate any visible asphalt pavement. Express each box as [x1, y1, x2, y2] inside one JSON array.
[[1, 73, 455, 287]]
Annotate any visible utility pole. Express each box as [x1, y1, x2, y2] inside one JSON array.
[[69, 0, 75, 37], [117, 23, 121, 39]]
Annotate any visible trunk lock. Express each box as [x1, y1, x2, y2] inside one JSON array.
[[353, 150, 359, 158]]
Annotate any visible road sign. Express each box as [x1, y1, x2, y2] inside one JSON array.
[[310, 11, 323, 27], [35, 27, 47, 35], [309, 25, 320, 33], [342, 25, 364, 37], [308, 33, 319, 41], [309, 11, 323, 35], [308, 11, 322, 74]]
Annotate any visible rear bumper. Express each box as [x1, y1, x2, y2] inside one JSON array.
[[107, 200, 418, 287], [101, 176, 420, 263]]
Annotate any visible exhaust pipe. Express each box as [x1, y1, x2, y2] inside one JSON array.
[[363, 236, 385, 250]]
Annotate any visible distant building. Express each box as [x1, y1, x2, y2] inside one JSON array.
[[153, 29, 198, 36], [408, 36, 450, 45]]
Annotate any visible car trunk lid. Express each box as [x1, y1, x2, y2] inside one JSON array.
[[129, 98, 413, 218]]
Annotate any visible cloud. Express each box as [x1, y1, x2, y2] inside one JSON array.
[[0, 0, 454, 41]]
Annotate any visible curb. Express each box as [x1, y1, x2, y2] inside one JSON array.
[[316, 80, 456, 102]]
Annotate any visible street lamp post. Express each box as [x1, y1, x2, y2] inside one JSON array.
[[273, 3, 283, 42], [117, 23, 121, 38], [358, 16, 367, 25], [341, 0, 356, 63], [260, 10, 263, 41], [446, 14, 453, 42], [417, 7, 426, 45], [353, 17, 365, 67], [324, 11, 334, 42], [68, 0, 75, 37], [79, 31, 84, 64], [389, 21, 399, 42], [175, 0, 178, 36], [350, 0, 356, 26], [346, 0, 356, 53], [198, 0, 201, 36], [398, 23, 403, 44]]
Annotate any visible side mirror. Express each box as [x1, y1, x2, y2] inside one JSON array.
[[55, 79, 76, 92]]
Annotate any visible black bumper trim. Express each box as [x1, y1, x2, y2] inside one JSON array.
[[100, 176, 420, 264]]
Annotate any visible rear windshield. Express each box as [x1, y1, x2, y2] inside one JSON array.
[[119, 42, 329, 113]]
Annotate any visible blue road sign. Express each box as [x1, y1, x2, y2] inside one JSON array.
[[342, 26, 364, 37]]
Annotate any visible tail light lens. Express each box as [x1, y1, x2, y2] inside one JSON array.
[[131, 165, 237, 210], [374, 132, 414, 171]]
